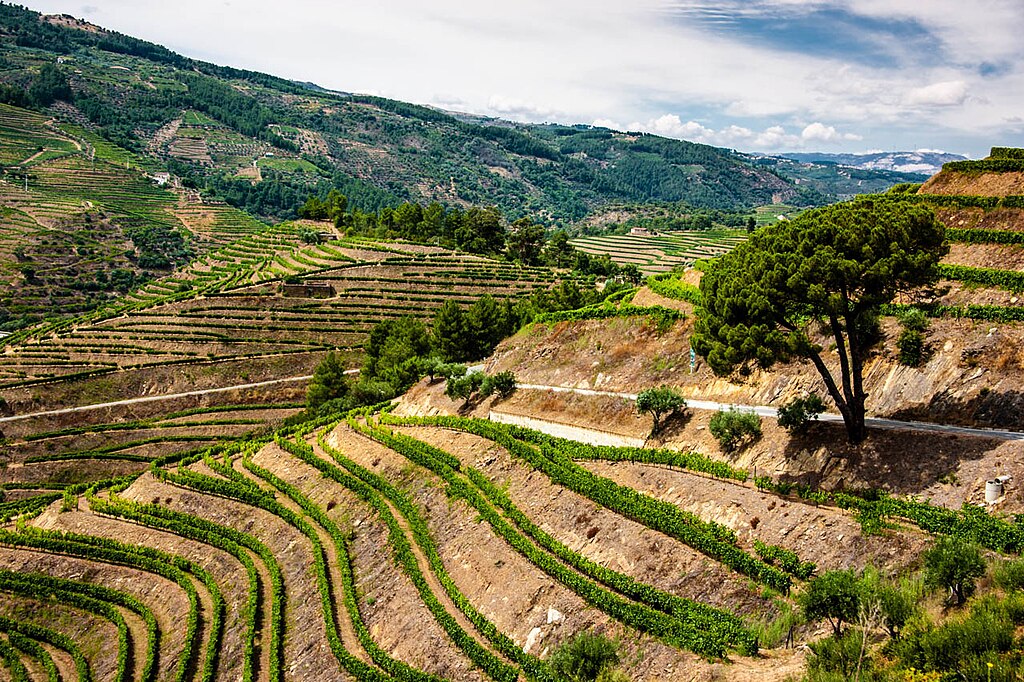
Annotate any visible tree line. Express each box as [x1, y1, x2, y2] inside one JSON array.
[[307, 282, 617, 412], [299, 190, 645, 279]]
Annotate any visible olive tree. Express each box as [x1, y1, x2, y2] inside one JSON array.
[[693, 196, 946, 443], [635, 386, 686, 434]]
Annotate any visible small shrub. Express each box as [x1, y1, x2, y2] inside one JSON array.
[[994, 557, 1024, 591], [800, 570, 860, 637], [776, 393, 826, 433], [897, 307, 929, 367], [481, 371, 516, 399], [709, 408, 761, 452], [895, 597, 1015, 676], [806, 632, 864, 677], [754, 540, 816, 579], [898, 307, 929, 332], [445, 371, 485, 403], [548, 632, 621, 682], [924, 536, 985, 606], [897, 329, 926, 367]]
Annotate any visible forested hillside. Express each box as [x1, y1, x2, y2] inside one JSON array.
[[0, 3, 911, 224]]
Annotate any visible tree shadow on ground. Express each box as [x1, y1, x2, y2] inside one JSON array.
[[646, 409, 693, 444], [883, 389, 1024, 432], [779, 420, 1004, 495]]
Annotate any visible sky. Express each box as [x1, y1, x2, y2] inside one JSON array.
[[23, 0, 1024, 158]]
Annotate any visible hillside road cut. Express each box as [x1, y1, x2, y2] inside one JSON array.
[[1, 373, 1020, 441]]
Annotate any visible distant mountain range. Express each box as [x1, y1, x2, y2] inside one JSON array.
[[778, 151, 968, 176]]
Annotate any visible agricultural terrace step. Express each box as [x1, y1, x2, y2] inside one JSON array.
[[0, 374, 358, 423]]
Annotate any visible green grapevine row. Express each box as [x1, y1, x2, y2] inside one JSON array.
[[362, 418, 756, 656], [390, 416, 792, 593]]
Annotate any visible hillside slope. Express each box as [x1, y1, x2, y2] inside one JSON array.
[[0, 4, 918, 225]]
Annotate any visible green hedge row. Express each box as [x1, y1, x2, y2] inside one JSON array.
[[990, 148, 1024, 160], [535, 303, 683, 331], [881, 303, 1024, 323], [646, 275, 703, 305], [165, 444, 493, 679], [0, 571, 132, 682], [2, 569, 160, 681], [90, 490, 269, 682], [891, 193, 1024, 210], [388, 416, 791, 594], [277, 431, 529, 682], [943, 159, 1024, 173], [6, 630, 59, 682], [504, 426, 748, 482], [366, 417, 756, 656], [938, 264, 1024, 292], [248, 443, 447, 682], [0, 616, 87, 682], [752, 541, 816, 580], [945, 228, 1024, 245], [0, 631, 29, 682]]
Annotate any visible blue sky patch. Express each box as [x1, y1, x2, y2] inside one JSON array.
[[666, 2, 942, 69]]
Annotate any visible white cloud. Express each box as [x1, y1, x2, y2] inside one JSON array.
[[905, 80, 969, 107], [485, 95, 563, 122], [801, 122, 863, 143], [594, 115, 861, 151]]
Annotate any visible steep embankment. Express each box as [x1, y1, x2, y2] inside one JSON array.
[[398, 311, 1024, 508]]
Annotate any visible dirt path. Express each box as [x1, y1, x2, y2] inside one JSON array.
[[0, 375, 322, 424], [511, 384, 1024, 441], [37, 643, 75, 682]]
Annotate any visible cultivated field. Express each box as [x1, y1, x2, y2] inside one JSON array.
[[570, 230, 747, 274]]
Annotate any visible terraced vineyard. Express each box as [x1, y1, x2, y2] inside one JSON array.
[[569, 231, 748, 274], [0, 254, 565, 387], [0, 103, 278, 329], [0, 404, 942, 681]]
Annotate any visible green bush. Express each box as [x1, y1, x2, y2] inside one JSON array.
[[806, 632, 864, 677], [548, 632, 620, 682], [445, 371, 485, 402], [896, 307, 929, 367], [776, 394, 826, 434], [481, 371, 517, 399], [887, 182, 922, 194], [898, 307, 928, 332], [994, 557, 1024, 591], [990, 147, 1024, 160], [924, 536, 985, 606], [897, 329, 926, 367], [895, 598, 1015, 677], [709, 408, 761, 452], [753, 540, 816, 579]]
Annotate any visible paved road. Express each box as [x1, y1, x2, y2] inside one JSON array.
[[0, 371, 350, 424], [516, 383, 1024, 442], [2, 372, 1020, 442]]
